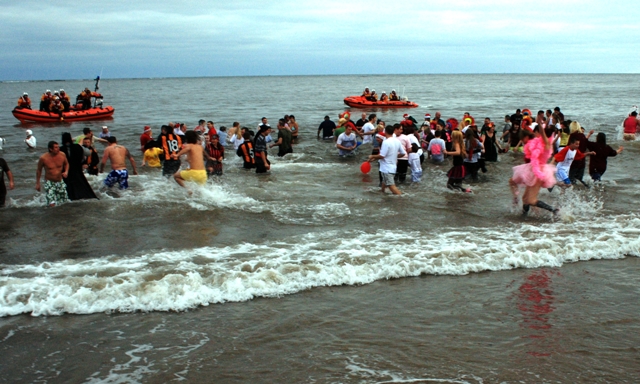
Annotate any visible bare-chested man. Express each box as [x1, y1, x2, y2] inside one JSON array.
[[99, 136, 138, 189], [36, 141, 69, 207], [174, 131, 206, 192]]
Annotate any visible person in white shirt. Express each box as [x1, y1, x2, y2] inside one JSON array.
[[406, 126, 423, 182], [361, 114, 376, 146], [25, 129, 36, 148], [367, 125, 406, 195], [394, 125, 411, 183], [336, 125, 357, 156]]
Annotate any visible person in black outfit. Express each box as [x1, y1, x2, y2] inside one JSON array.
[[317, 116, 336, 140], [60, 132, 98, 200]]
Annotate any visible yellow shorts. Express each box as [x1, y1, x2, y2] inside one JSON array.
[[180, 169, 207, 185]]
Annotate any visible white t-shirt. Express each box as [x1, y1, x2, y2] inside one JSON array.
[[407, 134, 423, 160], [556, 148, 577, 175], [25, 136, 36, 148], [362, 122, 375, 144], [378, 136, 406, 174], [230, 135, 244, 151], [336, 132, 357, 155]]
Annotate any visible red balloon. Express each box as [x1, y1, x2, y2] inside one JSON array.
[[360, 161, 371, 174]]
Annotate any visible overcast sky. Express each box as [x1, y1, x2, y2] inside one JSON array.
[[2, 0, 639, 80]]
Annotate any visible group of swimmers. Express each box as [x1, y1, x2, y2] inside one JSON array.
[[316, 107, 629, 209], [15, 88, 103, 115], [2, 106, 636, 212]]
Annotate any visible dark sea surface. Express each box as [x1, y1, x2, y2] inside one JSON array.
[[0, 74, 639, 383]]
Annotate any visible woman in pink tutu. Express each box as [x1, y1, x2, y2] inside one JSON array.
[[509, 126, 559, 215]]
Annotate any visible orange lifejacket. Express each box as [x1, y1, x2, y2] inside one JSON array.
[[17, 96, 31, 107]]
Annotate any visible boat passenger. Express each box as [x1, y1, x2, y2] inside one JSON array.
[[40, 90, 52, 111], [389, 90, 399, 101], [79, 88, 103, 110], [59, 89, 71, 110], [380, 92, 388, 102], [17, 93, 31, 109], [362, 87, 371, 97], [366, 90, 378, 102], [50, 97, 65, 117]]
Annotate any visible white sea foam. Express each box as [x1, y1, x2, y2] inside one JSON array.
[[1, 213, 639, 317]]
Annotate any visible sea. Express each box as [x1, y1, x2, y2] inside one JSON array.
[[0, 74, 639, 383]]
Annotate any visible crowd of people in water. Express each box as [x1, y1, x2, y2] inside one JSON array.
[[15, 88, 104, 115], [1, 97, 638, 215], [0, 115, 302, 207]]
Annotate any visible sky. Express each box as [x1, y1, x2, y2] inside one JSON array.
[[2, 0, 639, 80]]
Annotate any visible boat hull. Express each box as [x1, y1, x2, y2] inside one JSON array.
[[343, 96, 418, 109], [12, 106, 115, 123]]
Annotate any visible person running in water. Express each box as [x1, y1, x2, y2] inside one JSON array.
[[509, 126, 559, 216]]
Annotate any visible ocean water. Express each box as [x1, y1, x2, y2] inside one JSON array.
[[0, 74, 639, 382]]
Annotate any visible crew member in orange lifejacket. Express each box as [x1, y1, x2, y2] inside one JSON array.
[[17, 93, 31, 109], [379, 92, 388, 102], [59, 89, 71, 110], [366, 90, 378, 102], [79, 87, 103, 110], [236, 131, 255, 169], [361, 87, 371, 97], [160, 124, 182, 177], [50, 97, 65, 113], [39, 90, 52, 111], [389, 90, 399, 101]]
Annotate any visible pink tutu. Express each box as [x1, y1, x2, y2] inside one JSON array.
[[512, 163, 556, 188]]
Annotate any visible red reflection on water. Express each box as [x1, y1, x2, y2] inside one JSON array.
[[516, 269, 558, 357]]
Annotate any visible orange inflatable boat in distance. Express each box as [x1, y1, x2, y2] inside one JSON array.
[[12, 106, 115, 123], [343, 96, 419, 109]]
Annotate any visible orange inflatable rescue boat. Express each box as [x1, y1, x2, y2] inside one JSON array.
[[343, 96, 418, 108], [12, 106, 115, 123]]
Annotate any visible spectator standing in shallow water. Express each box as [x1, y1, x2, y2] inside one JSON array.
[[427, 130, 446, 164], [237, 131, 255, 169], [336, 124, 357, 156], [481, 123, 502, 162], [25, 130, 36, 149], [567, 121, 594, 186], [173, 131, 207, 191], [160, 125, 182, 178], [36, 141, 69, 207], [318, 116, 336, 140], [0, 157, 15, 207], [270, 119, 293, 157], [368, 124, 406, 195], [254, 125, 271, 173], [586, 133, 623, 181], [100, 136, 138, 190], [205, 134, 225, 176], [444, 131, 469, 192], [60, 132, 97, 201]]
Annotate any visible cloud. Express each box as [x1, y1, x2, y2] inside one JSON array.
[[1, 0, 639, 80]]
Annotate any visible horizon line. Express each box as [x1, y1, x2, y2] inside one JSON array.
[[2, 72, 639, 83]]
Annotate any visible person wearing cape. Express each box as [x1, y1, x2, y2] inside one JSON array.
[[60, 132, 98, 200]]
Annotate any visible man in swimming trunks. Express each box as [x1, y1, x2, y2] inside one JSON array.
[[36, 141, 69, 207], [174, 131, 207, 191], [100, 136, 138, 190]]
